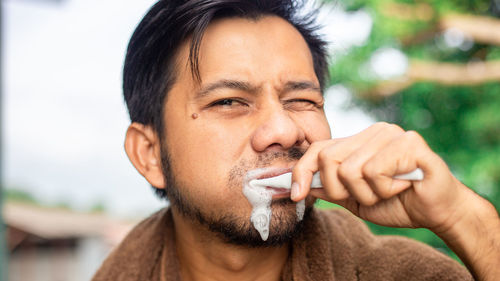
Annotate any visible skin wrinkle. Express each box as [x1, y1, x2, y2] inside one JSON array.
[[196, 80, 261, 99], [195, 79, 322, 100]]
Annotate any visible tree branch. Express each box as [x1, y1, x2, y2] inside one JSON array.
[[381, 3, 500, 46], [363, 60, 500, 98], [439, 14, 500, 46], [409, 60, 500, 84]]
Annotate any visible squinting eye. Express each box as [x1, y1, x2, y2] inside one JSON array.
[[215, 99, 235, 106], [285, 99, 318, 106], [209, 98, 248, 108], [282, 99, 322, 111], [295, 99, 316, 104]]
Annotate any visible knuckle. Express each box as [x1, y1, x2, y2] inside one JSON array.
[[317, 149, 329, 166], [361, 163, 377, 179], [386, 124, 405, 135], [371, 122, 389, 131], [361, 166, 392, 199], [371, 122, 405, 136], [317, 145, 339, 167], [337, 162, 357, 181], [404, 130, 424, 143]]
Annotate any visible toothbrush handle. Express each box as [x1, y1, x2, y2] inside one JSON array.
[[311, 173, 323, 188], [310, 168, 424, 188]]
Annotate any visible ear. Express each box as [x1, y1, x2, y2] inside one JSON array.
[[124, 123, 166, 188]]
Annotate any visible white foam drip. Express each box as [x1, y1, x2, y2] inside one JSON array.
[[296, 199, 305, 221], [242, 169, 273, 240], [243, 168, 305, 241]]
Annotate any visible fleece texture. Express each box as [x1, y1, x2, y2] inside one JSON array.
[[92, 208, 472, 281]]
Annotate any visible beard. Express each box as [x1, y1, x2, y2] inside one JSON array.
[[160, 146, 315, 248]]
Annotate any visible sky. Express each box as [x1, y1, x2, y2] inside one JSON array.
[[2, 0, 377, 217]]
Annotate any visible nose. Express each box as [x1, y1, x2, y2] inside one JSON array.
[[251, 104, 306, 152]]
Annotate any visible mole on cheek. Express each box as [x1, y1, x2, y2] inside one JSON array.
[[191, 113, 199, 119]]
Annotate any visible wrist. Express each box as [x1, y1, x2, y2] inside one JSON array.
[[432, 181, 498, 237], [434, 189, 498, 245], [433, 188, 500, 279]]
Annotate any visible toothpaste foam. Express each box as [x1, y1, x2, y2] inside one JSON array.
[[243, 169, 306, 241]]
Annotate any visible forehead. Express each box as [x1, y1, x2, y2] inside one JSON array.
[[174, 15, 318, 89]]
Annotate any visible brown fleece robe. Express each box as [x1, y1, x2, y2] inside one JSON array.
[[92, 208, 473, 281]]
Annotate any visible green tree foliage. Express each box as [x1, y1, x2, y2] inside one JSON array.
[[323, 0, 500, 259]]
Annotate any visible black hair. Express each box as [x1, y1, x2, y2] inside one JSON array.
[[123, 0, 328, 198]]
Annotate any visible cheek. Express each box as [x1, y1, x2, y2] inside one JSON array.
[[166, 121, 248, 190], [294, 112, 331, 141]]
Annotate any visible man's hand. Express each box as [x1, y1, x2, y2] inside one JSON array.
[[291, 122, 467, 231], [291, 122, 500, 280]]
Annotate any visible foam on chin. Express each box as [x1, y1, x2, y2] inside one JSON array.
[[243, 168, 305, 241]]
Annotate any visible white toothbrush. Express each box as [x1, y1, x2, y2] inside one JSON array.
[[250, 168, 424, 189]]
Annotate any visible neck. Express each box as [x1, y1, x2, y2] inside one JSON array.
[[171, 208, 289, 281]]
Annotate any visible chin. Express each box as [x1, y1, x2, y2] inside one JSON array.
[[213, 202, 313, 248]]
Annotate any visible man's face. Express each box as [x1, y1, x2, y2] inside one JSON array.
[[162, 16, 331, 245]]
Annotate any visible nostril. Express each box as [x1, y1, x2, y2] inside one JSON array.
[[295, 131, 306, 146], [295, 138, 305, 146], [268, 143, 282, 150]]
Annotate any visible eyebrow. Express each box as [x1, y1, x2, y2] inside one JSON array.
[[196, 79, 260, 98], [195, 79, 322, 99], [282, 81, 322, 94]]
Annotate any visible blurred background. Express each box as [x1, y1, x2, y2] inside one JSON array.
[[1, 0, 499, 280]]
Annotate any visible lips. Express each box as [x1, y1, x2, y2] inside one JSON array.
[[244, 167, 294, 199], [255, 167, 292, 181], [256, 168, 293, 197]]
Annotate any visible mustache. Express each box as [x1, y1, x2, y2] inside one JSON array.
[[228, 147, 305, 188], [255, 147, 304, 165]]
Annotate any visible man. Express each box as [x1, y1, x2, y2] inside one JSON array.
[[93, 0, 500, 280]]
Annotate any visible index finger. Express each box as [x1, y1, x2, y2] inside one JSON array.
[[291, 140, 330, 201], [291, 122, 391, 201]]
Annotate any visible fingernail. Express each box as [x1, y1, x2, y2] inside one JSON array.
[[291, 182, 300, 200]]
